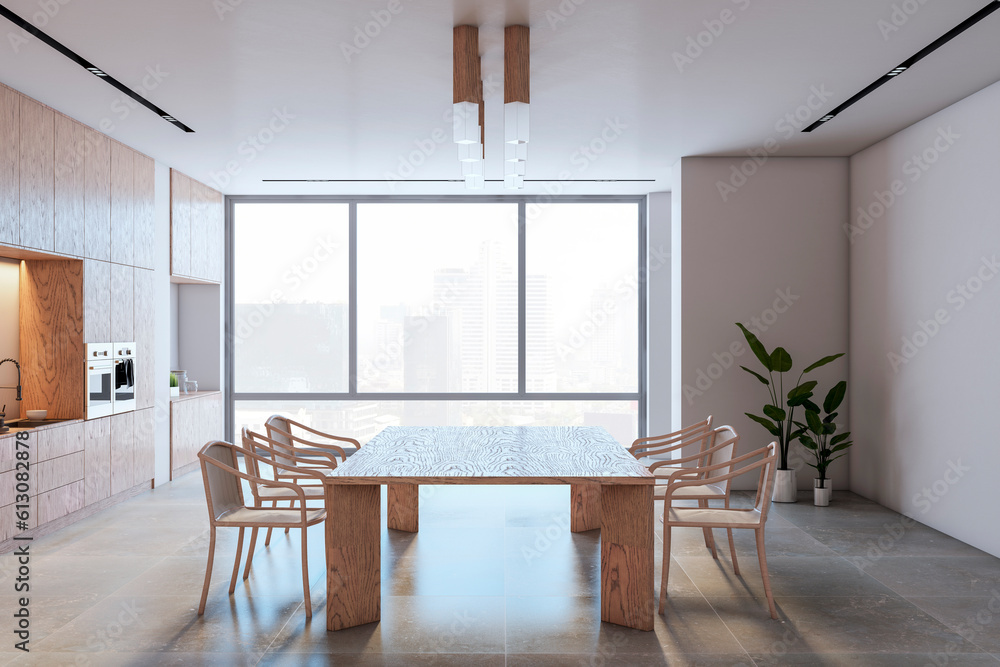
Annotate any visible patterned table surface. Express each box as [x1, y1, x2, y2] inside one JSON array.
[[325, 425, 654, 485]]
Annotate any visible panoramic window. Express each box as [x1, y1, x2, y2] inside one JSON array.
[[230, 198, 645, 445]]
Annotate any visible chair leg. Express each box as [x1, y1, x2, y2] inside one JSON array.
[[242, 528, 259, 581], [264, 500, 277, 546], [700, 500, 717, 559], [229, 527, 245, 595], [198, 526, 217, 616], [285, 499, 294, 535], [658, 525, 671, 615], [301, 524, 312, 620], [755, 528, 778, 620], [727, 528, 740, 576]]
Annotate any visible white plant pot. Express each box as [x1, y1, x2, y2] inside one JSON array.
[[772, 468, 797, 503], [170, 386, 180, 397], [814, 478, 832, 507]]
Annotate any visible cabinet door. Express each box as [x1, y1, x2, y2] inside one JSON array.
[[133, 407, 155, 487], [209, 189, 225, 282], [189, 180, 209, 280], [110, 411, 134, 495], [110, 142, 134, 265], [110, 263, 134, 342], [54, 115, 86, 256], [133, 269, 155, 409], [203, 392, 224, 442], [84, 128, 111, 261], [133, 153, 155, 270], [170, 398, 197, 476], [170, 170, 191, 276], [84, 417, 111, 505], [83, 260, 111, 343], [0, 86, 17, 245], [19, 95, 54, 251]]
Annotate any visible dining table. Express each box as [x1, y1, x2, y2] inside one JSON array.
[[322, 425, 655, 632]]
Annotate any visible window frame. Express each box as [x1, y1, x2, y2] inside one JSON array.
[[225, 195, 648, 439]]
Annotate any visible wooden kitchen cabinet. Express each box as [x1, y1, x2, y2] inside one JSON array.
[[19, 95, 54, 252], [0, 85, 18, 246], [110, 263, 134, 342], [110, 411, 134, 496], [133, 153, 155, 270], [133, 407, 155, 487], [170, 391, 222, 478], [84, 259, 111, 344], [171, 169, 223, 283], [170, 169, 192, 277], [189, 179, 210, 281], [84, 127, 111, 261], [133, 268, 155, 409], [54, 115, 87, 256], [110, 141, 134, 266], [84, 416, 111, 505]]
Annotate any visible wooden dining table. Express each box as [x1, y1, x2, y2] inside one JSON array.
[[322, 425, 655, 632]]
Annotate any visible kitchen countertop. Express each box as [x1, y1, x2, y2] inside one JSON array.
[[0, 418, 84, 438], [170, 390, 222, 403]]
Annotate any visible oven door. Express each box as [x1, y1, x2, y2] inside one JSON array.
[[87, 361, 114, 419], [113, 358, 136, 413]]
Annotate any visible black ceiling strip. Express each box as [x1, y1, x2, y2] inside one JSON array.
[[803, 0, 1000, 132], [0, 3, 194, 133], [262, 179, 656, 183]]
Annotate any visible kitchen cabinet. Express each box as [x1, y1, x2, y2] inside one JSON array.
[[84, 127, 111, 261], [110, 411, 134, 496], [19, 95, 54, 252], [170, 170, 191, 277], [171, 169, 223, 283], [110, 263, 134, 343], [54, 115, 86, 256], [0, 85, 18, 246], [170, 391, 222, 478], [110, 141, 134, 266], [133, 407, 154, 487], [190, 179, 209, 281], [84, 416, 111, 505], [133, 269, 155, 409], [133, 153, 155, 270], [84, 259, 111, 344]]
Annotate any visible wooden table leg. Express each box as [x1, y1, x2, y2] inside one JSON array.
[[570, 482, 601, 532], [326, 483, 380, 631], [387, 483, 419, 532], [600, 483, 654, 631]]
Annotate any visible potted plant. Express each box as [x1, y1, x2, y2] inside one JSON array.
[[736, 323, 844, 503], [796, 381, 853, 506], [169, 372, 179, 397]]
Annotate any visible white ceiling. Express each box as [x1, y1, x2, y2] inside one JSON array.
[[1, 0, 998, 196]]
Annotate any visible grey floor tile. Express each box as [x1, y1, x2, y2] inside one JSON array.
[[906, 595, 1000, 653], [506, 653, 752, 666], [863, 556, 1000, 597], [7, 652, 260, 666], [750, 653, 1000, 666]]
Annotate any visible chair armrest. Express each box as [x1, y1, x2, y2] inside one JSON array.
[[269, 427, 348, 463], [663, 443, 776, 501], [280, 417, 363, 449], [648, 435, 735, 471]]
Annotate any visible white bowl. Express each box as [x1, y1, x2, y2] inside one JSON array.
[[26, 410, 47, 420]]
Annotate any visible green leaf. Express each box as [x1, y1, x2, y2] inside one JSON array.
[[806, 411, 823, 433], [787, 394, 814, 408], [740, 366, 770, 386], [800, 399, 821, 414], [798, 434, 817, 450], [763, 404, 787, 422], [770, 347, 793, 373], [745, 413, 780, 437], [831, 441, 854, 453], [823, 412, 839, 423], [736, 323, 772, 371], [824, 381, 847, 413], [788, 381, 818, 400], [803, 353, 845, 374], [830, 433, 851, 446], [822, 422, 837, 435]]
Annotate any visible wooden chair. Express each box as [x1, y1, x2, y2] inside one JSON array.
[[264, 414, 360, 468], [628, 416, 714, 481], [650, 426, 740, 567], [659, 441, 779, 620], [197, 440, 327, 619], [239, 427, 338, 580]]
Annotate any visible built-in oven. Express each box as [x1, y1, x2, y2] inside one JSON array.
[[113, 342, 136, 414], [86, 343, 114, 419]]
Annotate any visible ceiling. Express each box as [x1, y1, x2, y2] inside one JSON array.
[[1, 0, 998, 196]]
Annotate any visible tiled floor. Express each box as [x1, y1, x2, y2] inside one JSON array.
[[2, 473, 1000, 666]]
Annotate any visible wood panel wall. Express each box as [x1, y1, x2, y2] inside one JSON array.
[[170, 169, 223, 283], [0, 86, 17, 245]]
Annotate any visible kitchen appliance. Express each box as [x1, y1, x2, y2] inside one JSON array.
[[86, 343, 114, 419], [113, 342, 136, 414]]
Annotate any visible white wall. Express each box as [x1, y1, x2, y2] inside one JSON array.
[[850, 80, 1000, 557], [647, 192, 672, 439], [177, 284, 224, 392], [0, 258, 19, 413], [673, 157, 850, 489]]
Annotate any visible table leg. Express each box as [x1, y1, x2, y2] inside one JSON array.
[[600, 483, 654, 631], [388, 483, 419, 532], [326, 483, 380, 631], [570, 482, 601, 532]]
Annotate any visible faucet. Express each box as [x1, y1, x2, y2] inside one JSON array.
[[0, 358, 22, 402]]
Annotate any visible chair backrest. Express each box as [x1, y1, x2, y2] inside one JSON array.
[[199, 441, 245, 522], [631, 416, 713, 458], [264, 415, 295, 466], [702, 426, 739, 487], [754, 441, 779, 522]]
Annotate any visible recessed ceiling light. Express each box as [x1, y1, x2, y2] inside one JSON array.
[[804, 1, 1000, 132]]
